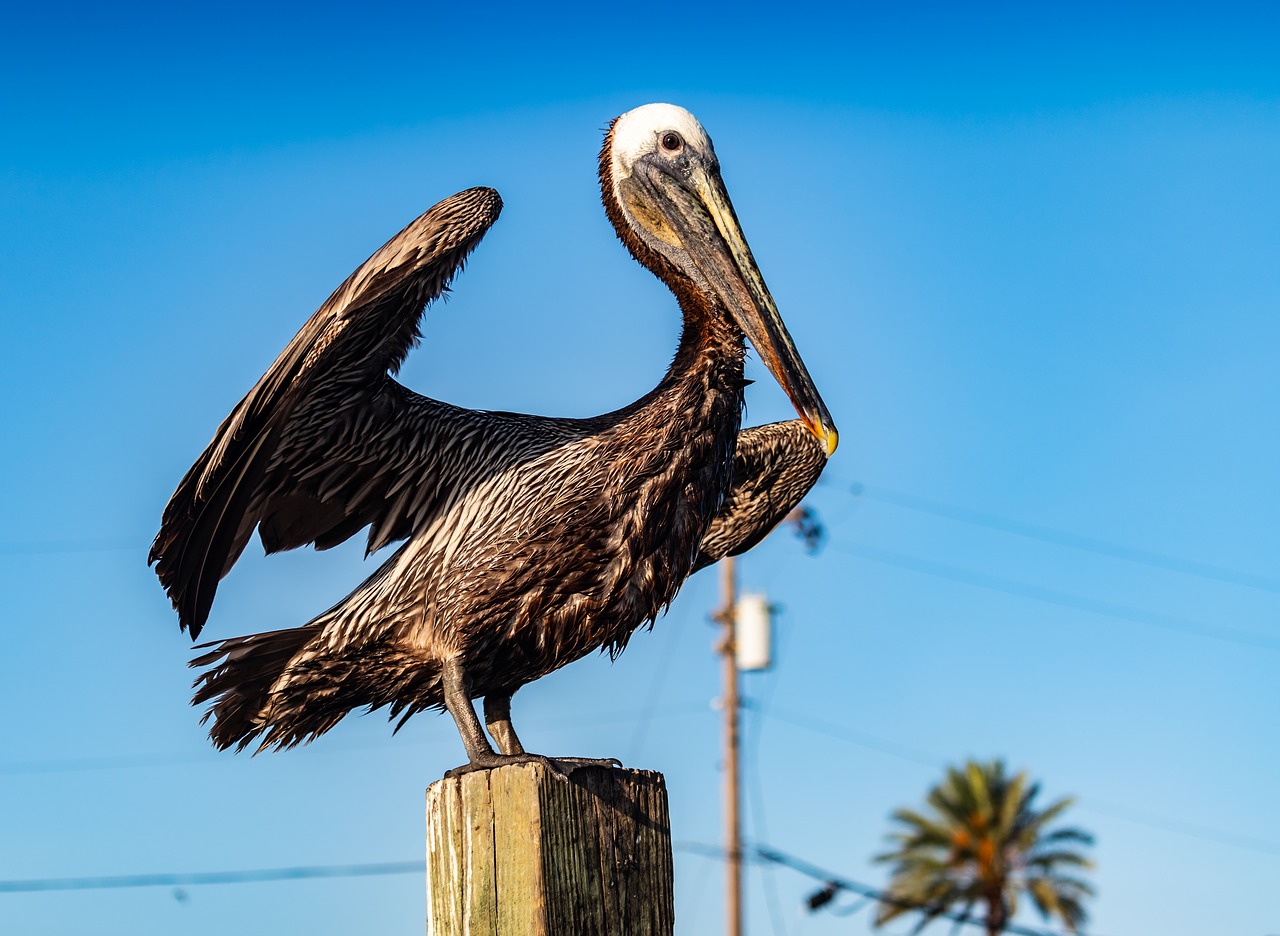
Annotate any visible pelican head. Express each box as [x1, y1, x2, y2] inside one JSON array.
[[604, 103, 838, 457]]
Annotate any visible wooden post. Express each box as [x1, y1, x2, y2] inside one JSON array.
[[425, 763, 674, 936]]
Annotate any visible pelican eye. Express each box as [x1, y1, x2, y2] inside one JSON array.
[[660, 131, 684, 153]]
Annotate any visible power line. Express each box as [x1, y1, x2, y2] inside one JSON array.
[[839, 480, 1280, 595], [830, 539, 1279, 651], [0, 702, 711, 778], [0, 535, 139, 556], [676, 846, 720, 933], [674, 842, 1107, 936], [753, 844, 1111, 936], [0, 751, 218, 776], [8, 539, 1272, 871], [1081, 799, 1280, 856], [0, 861, 424, 894], [762, 706, 1280, 859], [12, 686, 1265, 868], [745, 682, 789, 936], [766, 706, 941, 767]]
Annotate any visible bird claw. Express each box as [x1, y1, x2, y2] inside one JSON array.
[[444, 753, 622, 782]]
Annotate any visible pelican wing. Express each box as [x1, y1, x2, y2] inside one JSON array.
[[692, 420, 828, 572], [150, 188, 505, 638]]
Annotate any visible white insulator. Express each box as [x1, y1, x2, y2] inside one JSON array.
[[735, 592, 773, 671]]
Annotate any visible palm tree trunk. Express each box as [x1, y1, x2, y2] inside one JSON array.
[[985, 890, 1007, 935]]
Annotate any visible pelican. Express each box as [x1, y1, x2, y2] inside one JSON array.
[[150, 104, 837, 776]]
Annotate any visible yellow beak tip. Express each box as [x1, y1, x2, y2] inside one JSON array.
[[801, 418, 838, 457]]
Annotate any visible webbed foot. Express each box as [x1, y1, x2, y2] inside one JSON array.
[[445, 752, 571, 781], [443, 753, 622, 782]]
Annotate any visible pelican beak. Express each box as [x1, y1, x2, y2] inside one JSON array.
[[680, 165, 838, 456]]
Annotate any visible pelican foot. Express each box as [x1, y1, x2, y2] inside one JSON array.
[[443, 753, 622, 782], [445, 752, 573, 782]]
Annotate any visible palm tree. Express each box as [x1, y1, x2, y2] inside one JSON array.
[[874, 759, 1094, 936]]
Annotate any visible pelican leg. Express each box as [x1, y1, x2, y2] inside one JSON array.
[[482, 693, 622, 769], [441, 661, 622, 778], [486, 690, 622, 771], [441, 659, 567, 781], [441, 658, 496, 764], [483, 692, 526, 755]]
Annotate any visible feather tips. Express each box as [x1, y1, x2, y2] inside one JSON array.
[[150, 188, 503, 638]]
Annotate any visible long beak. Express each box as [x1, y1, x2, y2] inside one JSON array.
[[678, 165, 838, 456]]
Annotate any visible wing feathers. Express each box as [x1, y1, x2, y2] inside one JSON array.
[[151, 188, 503, 638], [692, 420, 828, 572]]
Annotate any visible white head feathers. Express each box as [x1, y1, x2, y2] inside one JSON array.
[[610, 103, 715, 179]]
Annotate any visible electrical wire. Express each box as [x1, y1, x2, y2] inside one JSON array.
[[0, 861, 424, 893], [766, 706, 940, 768], [0, 535, 140, 556], [1078, 799, 1280, 856], [761, 705, 1280, 858], [0, 702, 710, 778], [675, 841, 1110, 936], [828, 539, 1278, 651], [744, 669, 789, 936], [675, 845, 719, 934], [837, 479, 1280, 595], [5, 497, 1272, 906], [753, 844, 1112, 936]]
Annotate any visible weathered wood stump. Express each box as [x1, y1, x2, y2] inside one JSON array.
[[425, 764, 674, 936]]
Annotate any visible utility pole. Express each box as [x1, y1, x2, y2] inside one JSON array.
[[713, 507, 815, 936], [717, 554, 742, 936]]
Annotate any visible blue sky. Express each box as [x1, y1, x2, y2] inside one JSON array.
[[2, 2, 1277, 934]]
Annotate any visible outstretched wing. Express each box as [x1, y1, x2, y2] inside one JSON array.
[[692, 420, 828, 572], [150, 187, 505, 639]]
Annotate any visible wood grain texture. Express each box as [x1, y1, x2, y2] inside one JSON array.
[[425, 765, 674, 936]]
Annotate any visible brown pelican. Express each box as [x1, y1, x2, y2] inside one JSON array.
[[150, 104, 837, 775]]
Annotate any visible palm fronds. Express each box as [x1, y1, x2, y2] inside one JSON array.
[[875, 759, 1095, 936]]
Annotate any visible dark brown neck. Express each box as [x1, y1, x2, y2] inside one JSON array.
[[598, 126, 747, 397]]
